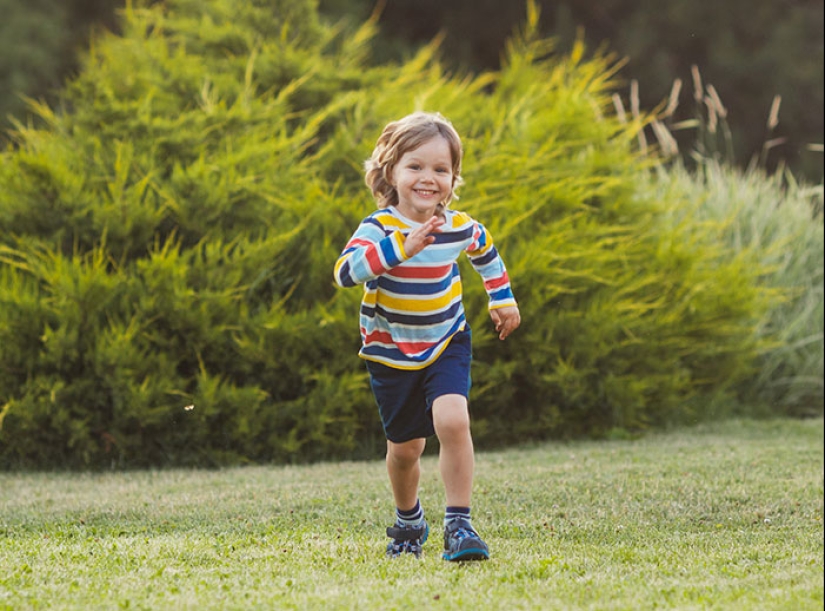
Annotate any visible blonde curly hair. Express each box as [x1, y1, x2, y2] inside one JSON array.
[[364, 112, 464, 214]]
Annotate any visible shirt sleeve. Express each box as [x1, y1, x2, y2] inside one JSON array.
[[333, 217, 409, 288], [465, 220, 517, 309]]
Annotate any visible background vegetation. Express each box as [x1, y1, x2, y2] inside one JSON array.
[[2, 0, 822, 181], [319, 0, 825, 181], [0, 0, 822, 469]]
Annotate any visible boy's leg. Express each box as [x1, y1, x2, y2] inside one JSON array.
[[432, 394, 489, 561], [431, 394, 474, 506], [386, 438, 426, 512], [385, 438, 429, 557]]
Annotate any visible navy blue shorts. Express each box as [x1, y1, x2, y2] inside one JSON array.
[[365, 327, 472, 443]]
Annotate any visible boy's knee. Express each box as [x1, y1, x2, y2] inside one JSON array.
[[432, 395, 471, 438], [436, 417, 471, 442], [387, 438, 425, 466]]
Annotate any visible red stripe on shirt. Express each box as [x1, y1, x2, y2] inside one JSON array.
[[362, 329, 394, 345], [347, 238, 373, 249], [364, 245, 386, 276], [484, 272, 510, 291], [388, 264, 453, 279], [362, 330, 435, 355]]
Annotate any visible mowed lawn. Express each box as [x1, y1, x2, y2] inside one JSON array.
[[1, 418, 822, 610]]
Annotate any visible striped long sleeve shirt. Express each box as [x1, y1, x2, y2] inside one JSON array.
[[333, 206, 517, 369]]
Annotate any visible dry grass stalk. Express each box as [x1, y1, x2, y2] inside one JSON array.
[[651, 119, 679, 157], [691, 65, 703, 102], [706, 85, 727, 118], [763, 137, 787, 151], [664, 79, 682, 118], [612, 94, 627, 123], [629, 79, 647, 152], [767, 95, 782, 130], [703, 96, 718, 134]]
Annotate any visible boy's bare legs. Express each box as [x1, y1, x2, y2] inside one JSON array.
[[431, 394, 474, 506], [386, 438, 426, 511]]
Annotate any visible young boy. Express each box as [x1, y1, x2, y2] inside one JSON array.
[[333, 112, 520, 560]]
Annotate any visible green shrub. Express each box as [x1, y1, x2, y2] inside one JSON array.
[[0, 0, 805, 468], [650, 161, 824, 416]]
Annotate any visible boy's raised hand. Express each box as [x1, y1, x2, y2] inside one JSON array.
[[403, 216, 444, 258], [490, 305, 521, 340]]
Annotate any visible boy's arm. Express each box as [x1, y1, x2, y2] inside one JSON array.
[[466, 221, 520, 339], [466, 222, 517, 308], [334, 216, 444, 288], [333, 220, 409, 288]]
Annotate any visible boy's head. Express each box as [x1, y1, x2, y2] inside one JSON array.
[[365, 112, 464, 210]]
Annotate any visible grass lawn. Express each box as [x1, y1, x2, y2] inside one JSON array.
[[1, 417, 822, 610]]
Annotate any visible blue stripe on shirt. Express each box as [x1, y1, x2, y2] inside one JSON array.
[[433, 225, 474, 244], [378, 275, 454, 295], [489, 287, 514, 302], [470, 247, 498, 266], [337, 260, 355, 287], [379, 235, 402, 267], [361, 301, 463, 326]]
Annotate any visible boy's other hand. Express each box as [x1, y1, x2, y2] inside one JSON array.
[[490, 305, 520, 340]]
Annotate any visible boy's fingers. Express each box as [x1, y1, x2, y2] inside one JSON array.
[[496, 311, 520, 340]]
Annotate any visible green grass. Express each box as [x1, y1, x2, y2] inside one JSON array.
[[1, 418, 822, 610]]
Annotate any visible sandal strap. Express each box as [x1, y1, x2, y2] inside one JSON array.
[[386, 524, 427, 540], [444, 517, 476, 535]]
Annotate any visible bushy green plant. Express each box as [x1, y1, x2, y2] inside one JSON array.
[[0, 0, 792, 468], [649, 161, 824, 416]]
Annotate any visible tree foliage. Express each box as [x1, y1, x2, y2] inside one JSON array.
[[318, 0, 824, 182], [3, 1, 822, 180], [0, 0, 121, 131], [0, 0, 813, 469]]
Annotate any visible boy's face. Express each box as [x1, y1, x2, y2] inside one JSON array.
[[391, 136, 454, 223]]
